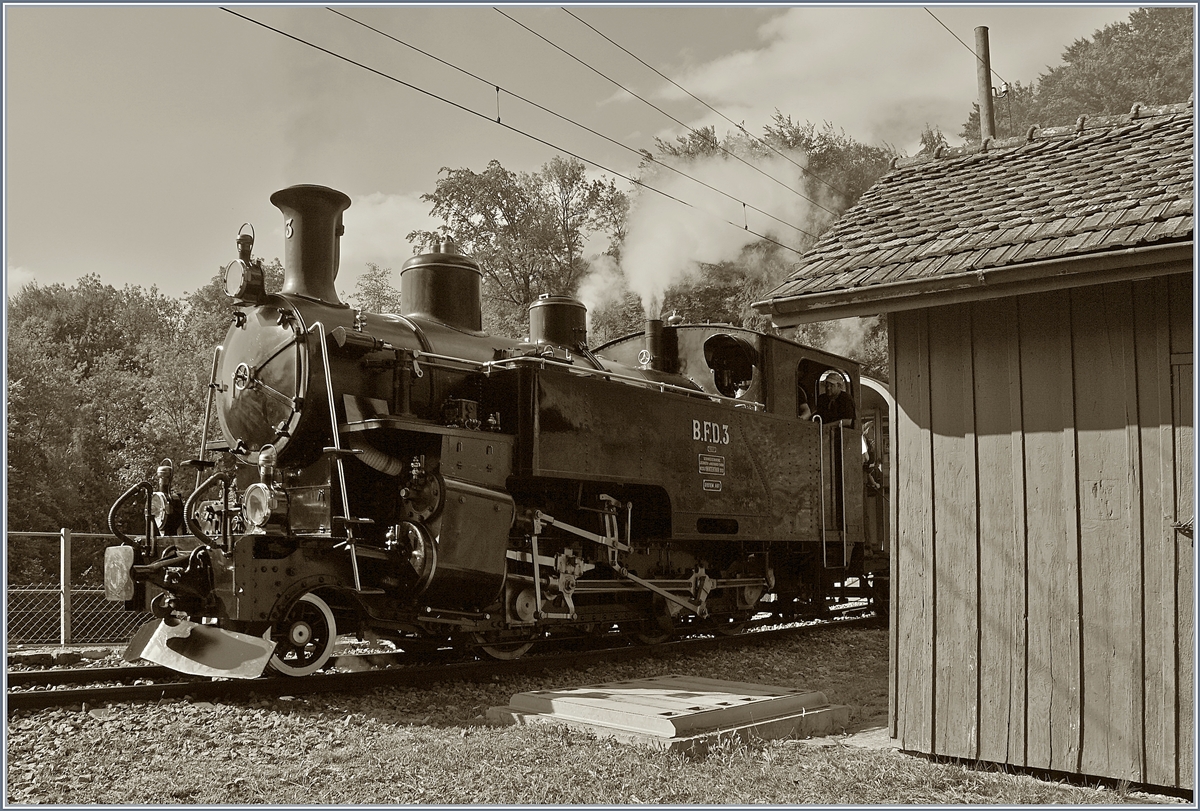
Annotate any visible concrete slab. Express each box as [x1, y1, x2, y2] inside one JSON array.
[[488, 674, 851, 755]]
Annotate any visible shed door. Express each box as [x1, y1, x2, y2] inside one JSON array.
[[1171, 355, 1193, 785]]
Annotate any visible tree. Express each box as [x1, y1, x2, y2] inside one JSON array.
[[960, 7, 1194, 142], [5, 260, 287, 536], [351, 262, 402, 313], [408, 157, 627, 336], [916, 124, 950, 157], [759, 114, 897, 211], [6, 276, 185, 532], [959, 80, 1039, 142]]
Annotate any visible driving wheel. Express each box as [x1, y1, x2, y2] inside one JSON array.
[[268, 592, 337, 676]]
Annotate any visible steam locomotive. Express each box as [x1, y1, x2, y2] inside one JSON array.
[[103, 184, 888, 679]]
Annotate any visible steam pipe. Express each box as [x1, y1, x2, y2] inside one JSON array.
[[109, 481, 151, 547], [348, 436, 405, 477]]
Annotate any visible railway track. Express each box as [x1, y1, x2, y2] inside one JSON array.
[[7, 613, 883, 711]]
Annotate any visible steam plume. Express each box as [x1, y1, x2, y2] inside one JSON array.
[[576, 253, 625, 331], [617, 150, 835, 317]]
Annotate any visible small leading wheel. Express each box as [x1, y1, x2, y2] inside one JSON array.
[[472, 632, 534, 661], [268, 592, 337, 677], [714, 612, 750, 636], [634, 595, 675, 645]]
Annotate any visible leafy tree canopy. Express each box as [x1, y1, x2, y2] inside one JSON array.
[[961, 7, 1194, 142], [407, 156, 627, 337], [351, 262, 403, 314]]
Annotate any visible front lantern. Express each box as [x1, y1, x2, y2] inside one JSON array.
[[244, 482, 283, 529], [224, 259, 265, 303], [224, 224, 266, 303], [150, 491, 170, 531]]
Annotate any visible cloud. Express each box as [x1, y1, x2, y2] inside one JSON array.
[[658, 8, 967, 151], [6, 264, 37, 298], [266, 191, 439, 303], [653, 6, 1138, 152]]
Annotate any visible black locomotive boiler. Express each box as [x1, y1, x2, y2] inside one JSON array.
[[104, 183, 886, 678]]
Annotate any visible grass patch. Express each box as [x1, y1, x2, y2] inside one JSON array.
[[6, 624, 1182, 804]]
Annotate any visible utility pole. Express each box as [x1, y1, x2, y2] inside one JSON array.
[[975, 26, 997, 140]]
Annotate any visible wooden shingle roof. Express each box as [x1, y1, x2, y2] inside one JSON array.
[[755, 100, 1194, 325]]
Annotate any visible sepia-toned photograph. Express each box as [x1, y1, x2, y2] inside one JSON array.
[[5, 3, 1194, 804]]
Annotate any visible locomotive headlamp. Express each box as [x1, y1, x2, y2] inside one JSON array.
[[236, 223, 255, 263], [150, 491, 170, 531], [258, 444, 278, 485], [226, 224, 265, 303], [224, 259, 266, 303], [155, 459, 174, 493], [244, 482, 282, 529]]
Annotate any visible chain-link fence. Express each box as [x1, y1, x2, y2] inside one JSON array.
[[7, 531, 151, 645]]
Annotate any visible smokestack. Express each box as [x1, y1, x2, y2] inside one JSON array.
[[975, 26, 997, 141], [644, 318, 663, 371], [270, 185, 352, 306]]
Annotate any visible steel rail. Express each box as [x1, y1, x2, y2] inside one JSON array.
[[7, 615, 882, 711]]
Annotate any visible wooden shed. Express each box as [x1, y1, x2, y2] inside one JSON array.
[[754, 100, 1195, 790]]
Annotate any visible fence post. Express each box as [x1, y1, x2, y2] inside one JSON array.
[[60, 528, 72, 646]]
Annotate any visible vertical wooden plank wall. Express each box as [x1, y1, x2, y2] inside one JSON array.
[[927, 304, 979, 759], [1016, 289, 1083, 773], [1135, 275, 1178, 787], [1072, 282, 1142, 780], [891, 308, 935, 752], [971, 297, 1027, 766], [888, 274, 1193, 789]]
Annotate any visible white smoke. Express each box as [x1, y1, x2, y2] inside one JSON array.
[[613, 149, 837, 316], [819, 315, 880, 361], [575, 253, 627, 332]]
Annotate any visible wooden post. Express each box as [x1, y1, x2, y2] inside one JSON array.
[[975, 27, 997, 140], [60, 528, 72, 646]]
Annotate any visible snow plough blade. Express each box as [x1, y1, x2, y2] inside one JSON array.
[[124, 618, 276, 680]]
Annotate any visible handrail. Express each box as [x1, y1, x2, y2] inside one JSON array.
[[194, 345, 223, 490], [815, 415, 827, 567], [484, 354, 766, 411], [309, 322, 355, 540], [386, 348, 765, 411], [838, 423, 849, 568], [6, 531, 120, 539]]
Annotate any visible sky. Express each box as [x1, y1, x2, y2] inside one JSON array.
[[5, 3, 1144, 303]]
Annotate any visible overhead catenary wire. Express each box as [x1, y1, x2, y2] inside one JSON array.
[[922, 7, 1011, 87], [493, 7, 843, 219], [560, 7, 852, 201], [219, 7, 812, 256], [326, 7, 816, 240]]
